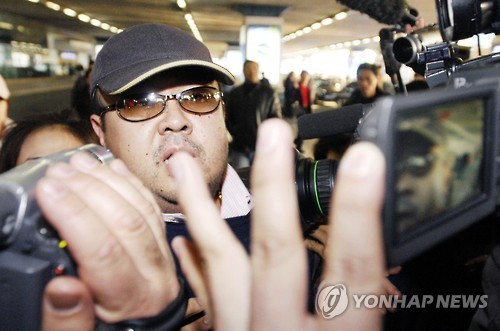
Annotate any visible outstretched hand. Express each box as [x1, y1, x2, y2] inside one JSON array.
[[170, 118, 386, 331], [38, 154, 179, 330]]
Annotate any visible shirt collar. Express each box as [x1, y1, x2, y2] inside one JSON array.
[[162, 164, 253, 223]]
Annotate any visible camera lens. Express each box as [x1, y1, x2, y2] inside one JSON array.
[[295, 155, 338, 223], [393, 35, 421, 65]]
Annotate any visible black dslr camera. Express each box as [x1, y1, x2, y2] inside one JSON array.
[[0, 144, 113, 330]]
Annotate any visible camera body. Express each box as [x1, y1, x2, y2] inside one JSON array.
[[0, 144, 114, 330]]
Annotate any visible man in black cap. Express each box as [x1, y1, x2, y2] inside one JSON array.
[[395, 116, 453, 233], [37, 23, 387, 330]]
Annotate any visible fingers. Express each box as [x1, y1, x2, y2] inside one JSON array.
[[309, 225, 328, 245], [323, 142, 386, 330], [305, 238, 325, 257], [41, 277, 94, 331], [169, 151, 250, 331], [382, 278, 401, 313], [250, 119, 308, 331], [36, 153, 177, 322], [171, 236, 210, 314], [306, 225, 329, 257]]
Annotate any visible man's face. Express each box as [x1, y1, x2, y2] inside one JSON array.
[[244, 62, 260, 83], [91, 75, 229, 213], [396, 140, 452, 233]]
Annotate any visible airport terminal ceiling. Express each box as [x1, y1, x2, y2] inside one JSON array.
[[0, 0, 439, 55]]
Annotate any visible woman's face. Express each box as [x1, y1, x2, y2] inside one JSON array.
[[16, 125, 85, 164], [357, 69, 378, 98]]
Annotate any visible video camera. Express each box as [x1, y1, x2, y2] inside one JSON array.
[[390, 0, 500, 88], [0, 144, 113, 330], [359, 66, 500, 267], [371, 0, 500, 266]]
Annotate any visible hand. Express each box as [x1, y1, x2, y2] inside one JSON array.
[[38, 153, 179, 329], [307, 225, 401, 315], [305, 224, 329, 257], [170, 118, 386, 330]]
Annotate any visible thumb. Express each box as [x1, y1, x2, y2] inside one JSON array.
[[41, 276, 95, 331]]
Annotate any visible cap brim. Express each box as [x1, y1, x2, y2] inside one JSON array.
[[99, 59, 235, 95]]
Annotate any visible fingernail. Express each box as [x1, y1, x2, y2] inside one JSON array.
[[256, 121, 283, 154], [39, 178, 68, 199], [46, 291, 82, 314], [339, 143, 379, 178], [72, 152, 100, 170]]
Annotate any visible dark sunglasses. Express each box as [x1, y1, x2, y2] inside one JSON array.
[[99, 86, 222, 122], [396, 153, 436, 177]]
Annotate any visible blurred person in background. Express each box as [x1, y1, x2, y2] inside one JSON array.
[[0, 74, 13, 141], [225, 59, 281, 168], [0, 108, 99, 173], [283, 71, 300, 119], [298, 70, 315, 115], [344, 63, 389, 106], [71, 61, 95, 122]]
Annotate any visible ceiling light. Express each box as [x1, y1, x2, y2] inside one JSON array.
[[27, 0, 40, 3], [101, 23, 110, 30], [0, 22, 14, 30], [63, 8, 77, 17], [90, 19, 101, 27], [177, 0, 187, 9], [321, 18, 333, 26], [45, 1, 61, 11], [334, 12, 348, 20], [311, 22, 322, 30], [78, 14, 90, 22], [302, 27, 312, 34]]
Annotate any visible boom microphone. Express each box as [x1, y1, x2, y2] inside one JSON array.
[[337, 0, 414, 25], [298, 104, 372, 139]]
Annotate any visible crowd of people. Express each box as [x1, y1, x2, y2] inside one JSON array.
[[0, 22, 498, 331]]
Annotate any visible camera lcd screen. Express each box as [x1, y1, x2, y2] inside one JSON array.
[[393, 98, 485, 241]]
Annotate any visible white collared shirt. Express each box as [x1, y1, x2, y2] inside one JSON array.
[[162, 164, 253, 223]]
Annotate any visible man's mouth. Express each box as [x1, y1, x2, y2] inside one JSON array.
[[163, 146, 195, 165]]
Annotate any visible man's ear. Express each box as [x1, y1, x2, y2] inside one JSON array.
[[90, 114, 107, 147]]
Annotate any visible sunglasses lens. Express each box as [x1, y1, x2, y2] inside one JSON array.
[[180, 87, 221, 113], [118, 94, 164, 121], [398, 154, 434, 177]]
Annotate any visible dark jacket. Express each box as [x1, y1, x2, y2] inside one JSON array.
[[343, 88, 389, 106], [225, 82, 281, 152]]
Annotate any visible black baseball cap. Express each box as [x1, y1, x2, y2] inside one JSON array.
[[90, 23, 235, 98]]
